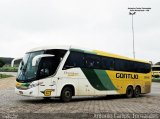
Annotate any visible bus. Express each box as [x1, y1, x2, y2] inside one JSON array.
[[152, 65, 160, 78], [15, 46, 152, 102]]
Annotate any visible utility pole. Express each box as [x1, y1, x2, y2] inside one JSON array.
[[128, 7, 151, 59], [129, 12, 136, 59]]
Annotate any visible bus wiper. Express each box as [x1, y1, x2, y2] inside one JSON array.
[[22, 66, 27, 72], [20, 61, 24, 70], [20, 61, 27, 72]]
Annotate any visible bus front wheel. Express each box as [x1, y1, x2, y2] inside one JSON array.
[[60, 87, 73, 102], [126, 86, 133, 98]]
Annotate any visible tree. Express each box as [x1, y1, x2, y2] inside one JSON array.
[[0, 59, 5, 67]]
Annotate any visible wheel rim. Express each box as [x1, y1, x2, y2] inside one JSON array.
[[127, 88, 133, 97], [135, 88, 140, 97], [64, 91, 71, 98]]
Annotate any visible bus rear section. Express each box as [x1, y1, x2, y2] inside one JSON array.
[[62, 49, 152, 99]]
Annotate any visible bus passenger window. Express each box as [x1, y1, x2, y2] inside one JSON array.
[[102, 57, 114, 70], [85, 54, 101, 69], [63, 51, 85, 69]]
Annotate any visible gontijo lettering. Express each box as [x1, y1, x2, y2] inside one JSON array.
[[116, 73, 138, 79]]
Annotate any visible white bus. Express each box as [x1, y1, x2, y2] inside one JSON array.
[[15, 46, 151, 102], [152, 65, 160, 78]]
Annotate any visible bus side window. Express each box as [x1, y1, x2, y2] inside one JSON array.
[[145, 64, 151, 73], [135, 62, 142, 73], [135, 63, 151, 73], [63, 51, 84, 69], [115, 59, 127, 71], [125, 61, 135, 72], [102, 57, 114, 70], [84, 54, 101, 69]]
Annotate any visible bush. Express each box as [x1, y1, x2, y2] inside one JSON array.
[[0, 66, 18, 72], [0, 74, 13, 79]]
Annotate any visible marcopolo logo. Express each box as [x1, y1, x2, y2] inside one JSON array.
[[116, 73, 138, 79]]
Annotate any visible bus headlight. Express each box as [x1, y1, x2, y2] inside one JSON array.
[[29, 82, 43, 89], [28, 84, 35, 89]]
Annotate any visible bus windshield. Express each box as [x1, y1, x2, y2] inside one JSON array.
[[16, 49, 67, 83], [17, 51, 44, 82]]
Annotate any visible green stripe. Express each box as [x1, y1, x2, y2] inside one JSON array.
[[22, 83, 30, 87], [84, 51, 97, 55], [94, 69, 117, 90], [70, 48, 97, 55], [81, 68, 117, 90], [70, 48, 84, 53], [81, 68, 107, 90]]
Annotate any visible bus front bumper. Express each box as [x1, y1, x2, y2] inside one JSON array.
[[15, 88, 39, 97]]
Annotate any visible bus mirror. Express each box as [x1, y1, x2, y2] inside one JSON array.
[[32, 54, 55, 67], [11, 57, 22, 67]]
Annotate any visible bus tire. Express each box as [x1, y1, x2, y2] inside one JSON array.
[[134, 86, 141, 98], [126, 86, 133, 98], [60, 87, 72, 102]]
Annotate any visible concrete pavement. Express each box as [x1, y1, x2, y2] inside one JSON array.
[[0, 77, 159, 119]]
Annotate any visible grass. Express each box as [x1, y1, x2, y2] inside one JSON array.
[[152, 78, 160, 83], [0, 66, 18, 72], [0, 74, 13, 79]]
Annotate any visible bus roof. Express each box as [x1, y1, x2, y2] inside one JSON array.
[[27, 45, 70, 52], [27, 45, 150, 64], [92, 50, 149, 63]]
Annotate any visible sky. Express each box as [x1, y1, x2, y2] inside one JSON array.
[[0, 0, 159, 63]]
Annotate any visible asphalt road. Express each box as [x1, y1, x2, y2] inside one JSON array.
[[0, 77, 159, 119], [151, 82, 160, 95]]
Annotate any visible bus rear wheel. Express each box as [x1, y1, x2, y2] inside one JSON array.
[[126, 86, 133, 98], [60, 87, 72, 102], [134, 86, 141, 98]]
